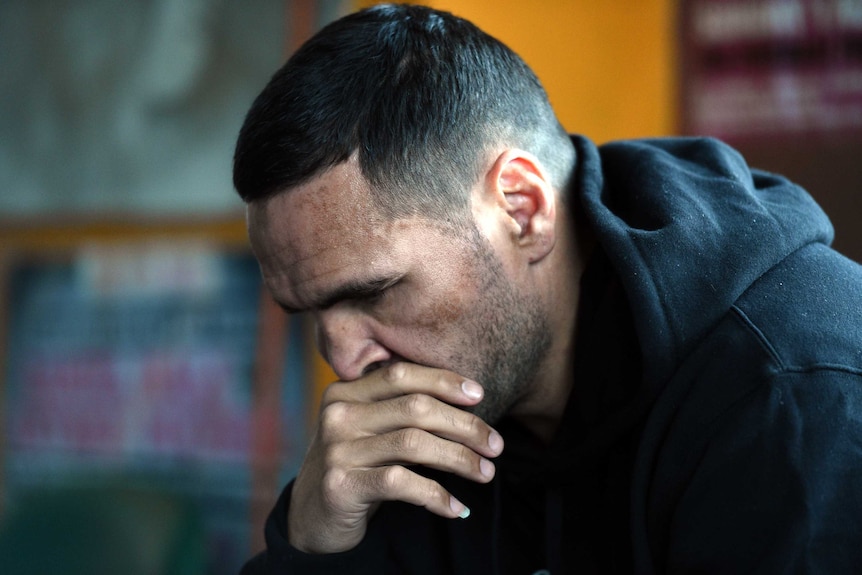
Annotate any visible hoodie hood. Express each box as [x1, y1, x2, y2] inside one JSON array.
[[575, 135, 834, 389]]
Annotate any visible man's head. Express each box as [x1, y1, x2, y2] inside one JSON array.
[[235, 4, 579, 425], [233, 3, 575, 225]]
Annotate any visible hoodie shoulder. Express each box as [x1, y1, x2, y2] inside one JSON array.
[[574, 135, 834, 385]]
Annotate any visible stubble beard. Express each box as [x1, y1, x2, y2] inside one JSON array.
[[451, 226, 552, 425]]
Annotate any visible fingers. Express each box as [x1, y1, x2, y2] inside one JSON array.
[[287, 361, 503, 552], [323, 362, 483, 407], [332, 427, 498, 484], [336, 464, 471, 520], [322, 392, 504, 459], [320, 361, 503, 457]]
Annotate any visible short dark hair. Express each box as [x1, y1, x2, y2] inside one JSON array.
[[232, 3, 574, 222]]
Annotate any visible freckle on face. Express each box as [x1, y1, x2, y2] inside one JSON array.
[[414, 291, 465, 333]]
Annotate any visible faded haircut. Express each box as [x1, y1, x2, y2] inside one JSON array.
[[232, 3, 575, 224]]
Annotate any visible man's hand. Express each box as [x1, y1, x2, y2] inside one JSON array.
[[287, 362, 505, 554]]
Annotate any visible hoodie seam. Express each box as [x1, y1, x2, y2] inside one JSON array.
[[731, 305, 862, 377], [729, 305, 785, 370]]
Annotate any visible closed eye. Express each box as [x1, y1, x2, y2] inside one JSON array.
[[318, 274, 403, 311], [274, 274, 404, 315], [353, 278, 400, 307]]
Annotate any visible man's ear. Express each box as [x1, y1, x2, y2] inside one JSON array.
[[485, 149, 557, 263]]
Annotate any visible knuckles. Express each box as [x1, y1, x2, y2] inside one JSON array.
[[449, 443, 474, 470], [319, 400, 350, 431], [381, 362, 408, 385], [462, 413, 485, 438], [321, 440, 349, 470], [402, 393, 434, 420], [320, 468, 350, 506], [379, 465, 408, 493], [393, 427, 425, 454], [319, 382, 345, 407]]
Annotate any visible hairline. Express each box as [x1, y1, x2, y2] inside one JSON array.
[[250, 157, 479, 234]]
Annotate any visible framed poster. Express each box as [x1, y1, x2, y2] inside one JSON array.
[[1, 242, 308, 574], [680, 0, 862, 140]]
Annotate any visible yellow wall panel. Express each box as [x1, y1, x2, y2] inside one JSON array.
[[357, 0, 678, 143]]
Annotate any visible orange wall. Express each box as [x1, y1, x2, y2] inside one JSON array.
[[359, 0, 678, 143]]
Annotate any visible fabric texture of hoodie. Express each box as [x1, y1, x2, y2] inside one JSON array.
[[241, 136, 862, 574]]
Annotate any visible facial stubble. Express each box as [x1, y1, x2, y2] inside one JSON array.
[[450, 225, 553, 425]]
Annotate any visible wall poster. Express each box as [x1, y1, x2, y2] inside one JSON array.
[[2, 243, 307, 574]]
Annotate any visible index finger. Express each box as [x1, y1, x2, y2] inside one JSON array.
[[323, 362, 484, 407]]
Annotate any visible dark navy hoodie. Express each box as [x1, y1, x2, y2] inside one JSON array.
[[242, 136, 862, 574]]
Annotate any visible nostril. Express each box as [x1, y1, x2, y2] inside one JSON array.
[[362, 361, 384, 376], [361, 352, 404, 377]]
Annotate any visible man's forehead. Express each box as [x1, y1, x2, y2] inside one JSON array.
[[249, 208, 387, 312], [250, 208, 384, 286], [248, 162, 385, 255]]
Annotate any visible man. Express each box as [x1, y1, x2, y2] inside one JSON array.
[[233, 4, 862, 574]]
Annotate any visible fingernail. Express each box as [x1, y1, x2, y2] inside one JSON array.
[[480, 458, 495, 479], [488, 430, 503, 454], [461, 380, 482, 399], [450, 496, 470, 519]]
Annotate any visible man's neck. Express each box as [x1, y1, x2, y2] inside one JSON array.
[[510, 206, 589, 444]]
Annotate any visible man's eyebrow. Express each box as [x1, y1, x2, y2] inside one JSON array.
[[275, 275, 401, 315]]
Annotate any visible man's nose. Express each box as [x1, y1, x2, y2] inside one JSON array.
[[315, 308, 392, 381]]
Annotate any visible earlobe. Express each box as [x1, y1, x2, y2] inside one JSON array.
[[488, 150, 557, 263]]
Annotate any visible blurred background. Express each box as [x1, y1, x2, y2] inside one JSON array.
[[0, 0, 859, 573]]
